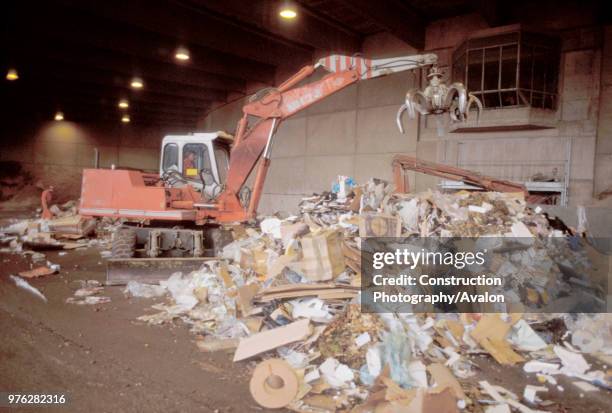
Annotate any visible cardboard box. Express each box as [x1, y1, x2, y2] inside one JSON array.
[[300, 229, 346, 281], [359, 213, 401, 237]]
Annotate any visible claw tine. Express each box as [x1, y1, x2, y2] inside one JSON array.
[[467, 94, 483, 123], [475, 96, 483, 123], [396, 103, 407, 133]]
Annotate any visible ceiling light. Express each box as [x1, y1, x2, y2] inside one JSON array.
[[121, 114, 130, 123], [6, 68, 19, 81], [175, 47, 190, 61], [279, 4, 297, 19], [118, 99, 129, 109], [130, 77, 143, 89], [54, 111, 64, 121]]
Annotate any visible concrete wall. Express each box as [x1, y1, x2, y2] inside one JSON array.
[[595, 26, 612, 196], [417, 17, 606, 206], [0, 121, 168, 200]]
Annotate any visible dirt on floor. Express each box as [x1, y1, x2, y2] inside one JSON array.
[[1, 238, 611, 412], [0, 247, 260, 413]]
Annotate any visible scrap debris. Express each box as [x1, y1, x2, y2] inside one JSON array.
[[10, 275, 47, 302], [1, 178, 610, 412], [0, 198, 106, 256], [66, 280, 111, 305], [18, 264, 59, 279], [102, 177, 609, 411]]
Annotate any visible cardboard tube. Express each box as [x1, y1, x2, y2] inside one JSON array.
[[249, 358, 299, 409]]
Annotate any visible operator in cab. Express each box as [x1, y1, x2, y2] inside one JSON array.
[[183, 151, 197, 177]]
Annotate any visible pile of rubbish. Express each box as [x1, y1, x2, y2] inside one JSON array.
[[122, 177, 610, 412], [0, 197, 117, 304], [0, 200, 110, 256], [0, 175, 609, 411]]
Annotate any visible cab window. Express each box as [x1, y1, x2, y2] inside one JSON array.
[[162, 143, 179, 171], [182, 143, 211, 178], [214, 144, 229, 183]]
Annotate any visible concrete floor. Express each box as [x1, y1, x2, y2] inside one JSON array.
[[1, 242, 611, 412], [0, 247, 258, 413]]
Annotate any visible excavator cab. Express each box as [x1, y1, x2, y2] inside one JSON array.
[[159, 132, 232, 199]]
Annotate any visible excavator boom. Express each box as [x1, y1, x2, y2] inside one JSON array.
[[208, 53, 437, 222]]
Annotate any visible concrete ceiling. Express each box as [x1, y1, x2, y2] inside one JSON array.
[[3, 0, 601, 130]]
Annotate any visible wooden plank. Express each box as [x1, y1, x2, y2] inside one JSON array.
[[233, 319, 311, 362]]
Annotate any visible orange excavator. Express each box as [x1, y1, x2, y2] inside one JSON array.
[[78, 53, 439, 263]]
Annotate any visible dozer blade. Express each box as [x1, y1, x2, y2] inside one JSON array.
[[106, 257, 216, 285]]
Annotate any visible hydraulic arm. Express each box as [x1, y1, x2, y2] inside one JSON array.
[[204, 53, 438, 223]]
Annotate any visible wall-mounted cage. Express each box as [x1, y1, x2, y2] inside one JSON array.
[[452, 26, 561, 110]]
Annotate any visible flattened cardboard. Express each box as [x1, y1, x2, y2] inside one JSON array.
[[445, 320, 465, 344], [471, 315, 524, 365], [402, 387, 458, 413], [349, 187, 363, 212], [280, 222, 310, 246], [268, 254, 297, 280], [470, 314, 511, 342], [18, 266, 56, 278], [237, 283, 260, 316], [427, 363, 466, 400], [218, 262, 235, 289]]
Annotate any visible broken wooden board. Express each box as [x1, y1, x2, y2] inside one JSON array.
[[257, 283, 359, 302], [233, 319, 311, 362], [195, 337, 239, 352], [54, 233, 87, 240], [342, 240, 361, 275], [261, 282, 341, 293], [259, 288, 358, 302], [62, 242, 88, 250]]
